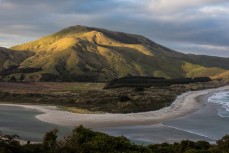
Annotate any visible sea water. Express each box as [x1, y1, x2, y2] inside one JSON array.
[[1, 91, 228, 143], [0, 105, 214, 144], [163, 91, 229, 141], [0, 106, 72, 141], [208, 91, 229, 117], [97, 91, 229, 144]]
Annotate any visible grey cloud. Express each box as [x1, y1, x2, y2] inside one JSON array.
[[0, 0, 229, 56]]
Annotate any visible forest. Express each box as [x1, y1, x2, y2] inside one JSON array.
[[0, 125, 228, 153], [105, 76, 212, 88]]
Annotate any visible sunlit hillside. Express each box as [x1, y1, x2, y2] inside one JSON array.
[[0, 25, 227, 81]]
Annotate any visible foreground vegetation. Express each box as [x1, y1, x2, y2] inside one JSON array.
[[0, 125, 229, 153], [0, 79, 228, 113]]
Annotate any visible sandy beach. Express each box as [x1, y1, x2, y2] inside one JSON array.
[[1, 85, 229, 128]]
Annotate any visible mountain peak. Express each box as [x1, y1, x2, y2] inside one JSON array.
[[6, 25, 229, 81], [53, 25, 90, 37], [52, 25, 145, 45]]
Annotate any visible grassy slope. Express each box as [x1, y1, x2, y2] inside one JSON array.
[[182, 62, 225, 78], [212, 70, 229, 79], [7, 25, 229, 81], [0, 47, 33, 71]]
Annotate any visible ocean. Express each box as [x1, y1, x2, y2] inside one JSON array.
[[98, 90, 229, 143], [162, 90, 229, 141], [208, 91, 229, 117], [0, 90, 228, 143], [0, 106, 72, 141]]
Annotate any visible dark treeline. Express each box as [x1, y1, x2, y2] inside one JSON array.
[[0, 125, 228, 153], [0, 66, 42, 76], [105, 76, 211, 88]]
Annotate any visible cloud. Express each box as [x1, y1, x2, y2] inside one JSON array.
[[0, 0, 229, 56], [146, 0, 227, 14], [167, 42, 229, 57], [0, 33, 34, 47], [199, 6, 229, 15]]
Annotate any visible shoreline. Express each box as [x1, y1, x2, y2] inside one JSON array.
[[1, 85, 229, 128]]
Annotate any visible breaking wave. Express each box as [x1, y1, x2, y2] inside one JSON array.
[[208, 91, 229, 117]]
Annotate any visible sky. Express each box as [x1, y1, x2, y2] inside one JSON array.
[[0, 0, 229, 57]]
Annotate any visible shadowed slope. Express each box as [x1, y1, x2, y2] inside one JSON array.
[[0, 47, 33, 71], [1, 25, 227, 81]]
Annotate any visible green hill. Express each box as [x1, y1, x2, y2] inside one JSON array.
[[0, 25, 228, 81], [0, 47, 33, 71]]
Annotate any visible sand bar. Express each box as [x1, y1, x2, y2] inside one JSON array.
[[1, 85, 229, 128]]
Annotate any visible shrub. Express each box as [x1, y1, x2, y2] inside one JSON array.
[[134, 87, 145, 92], [118, 95, 131, 102]]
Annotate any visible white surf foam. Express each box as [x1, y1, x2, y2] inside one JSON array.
[[208, 91, 229, 117]]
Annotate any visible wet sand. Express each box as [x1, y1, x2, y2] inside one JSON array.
[[0, 105, 72, 142], [163, 92, 229, 142], [1, 85, 229, 143], [2, 86, 228, 127]]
